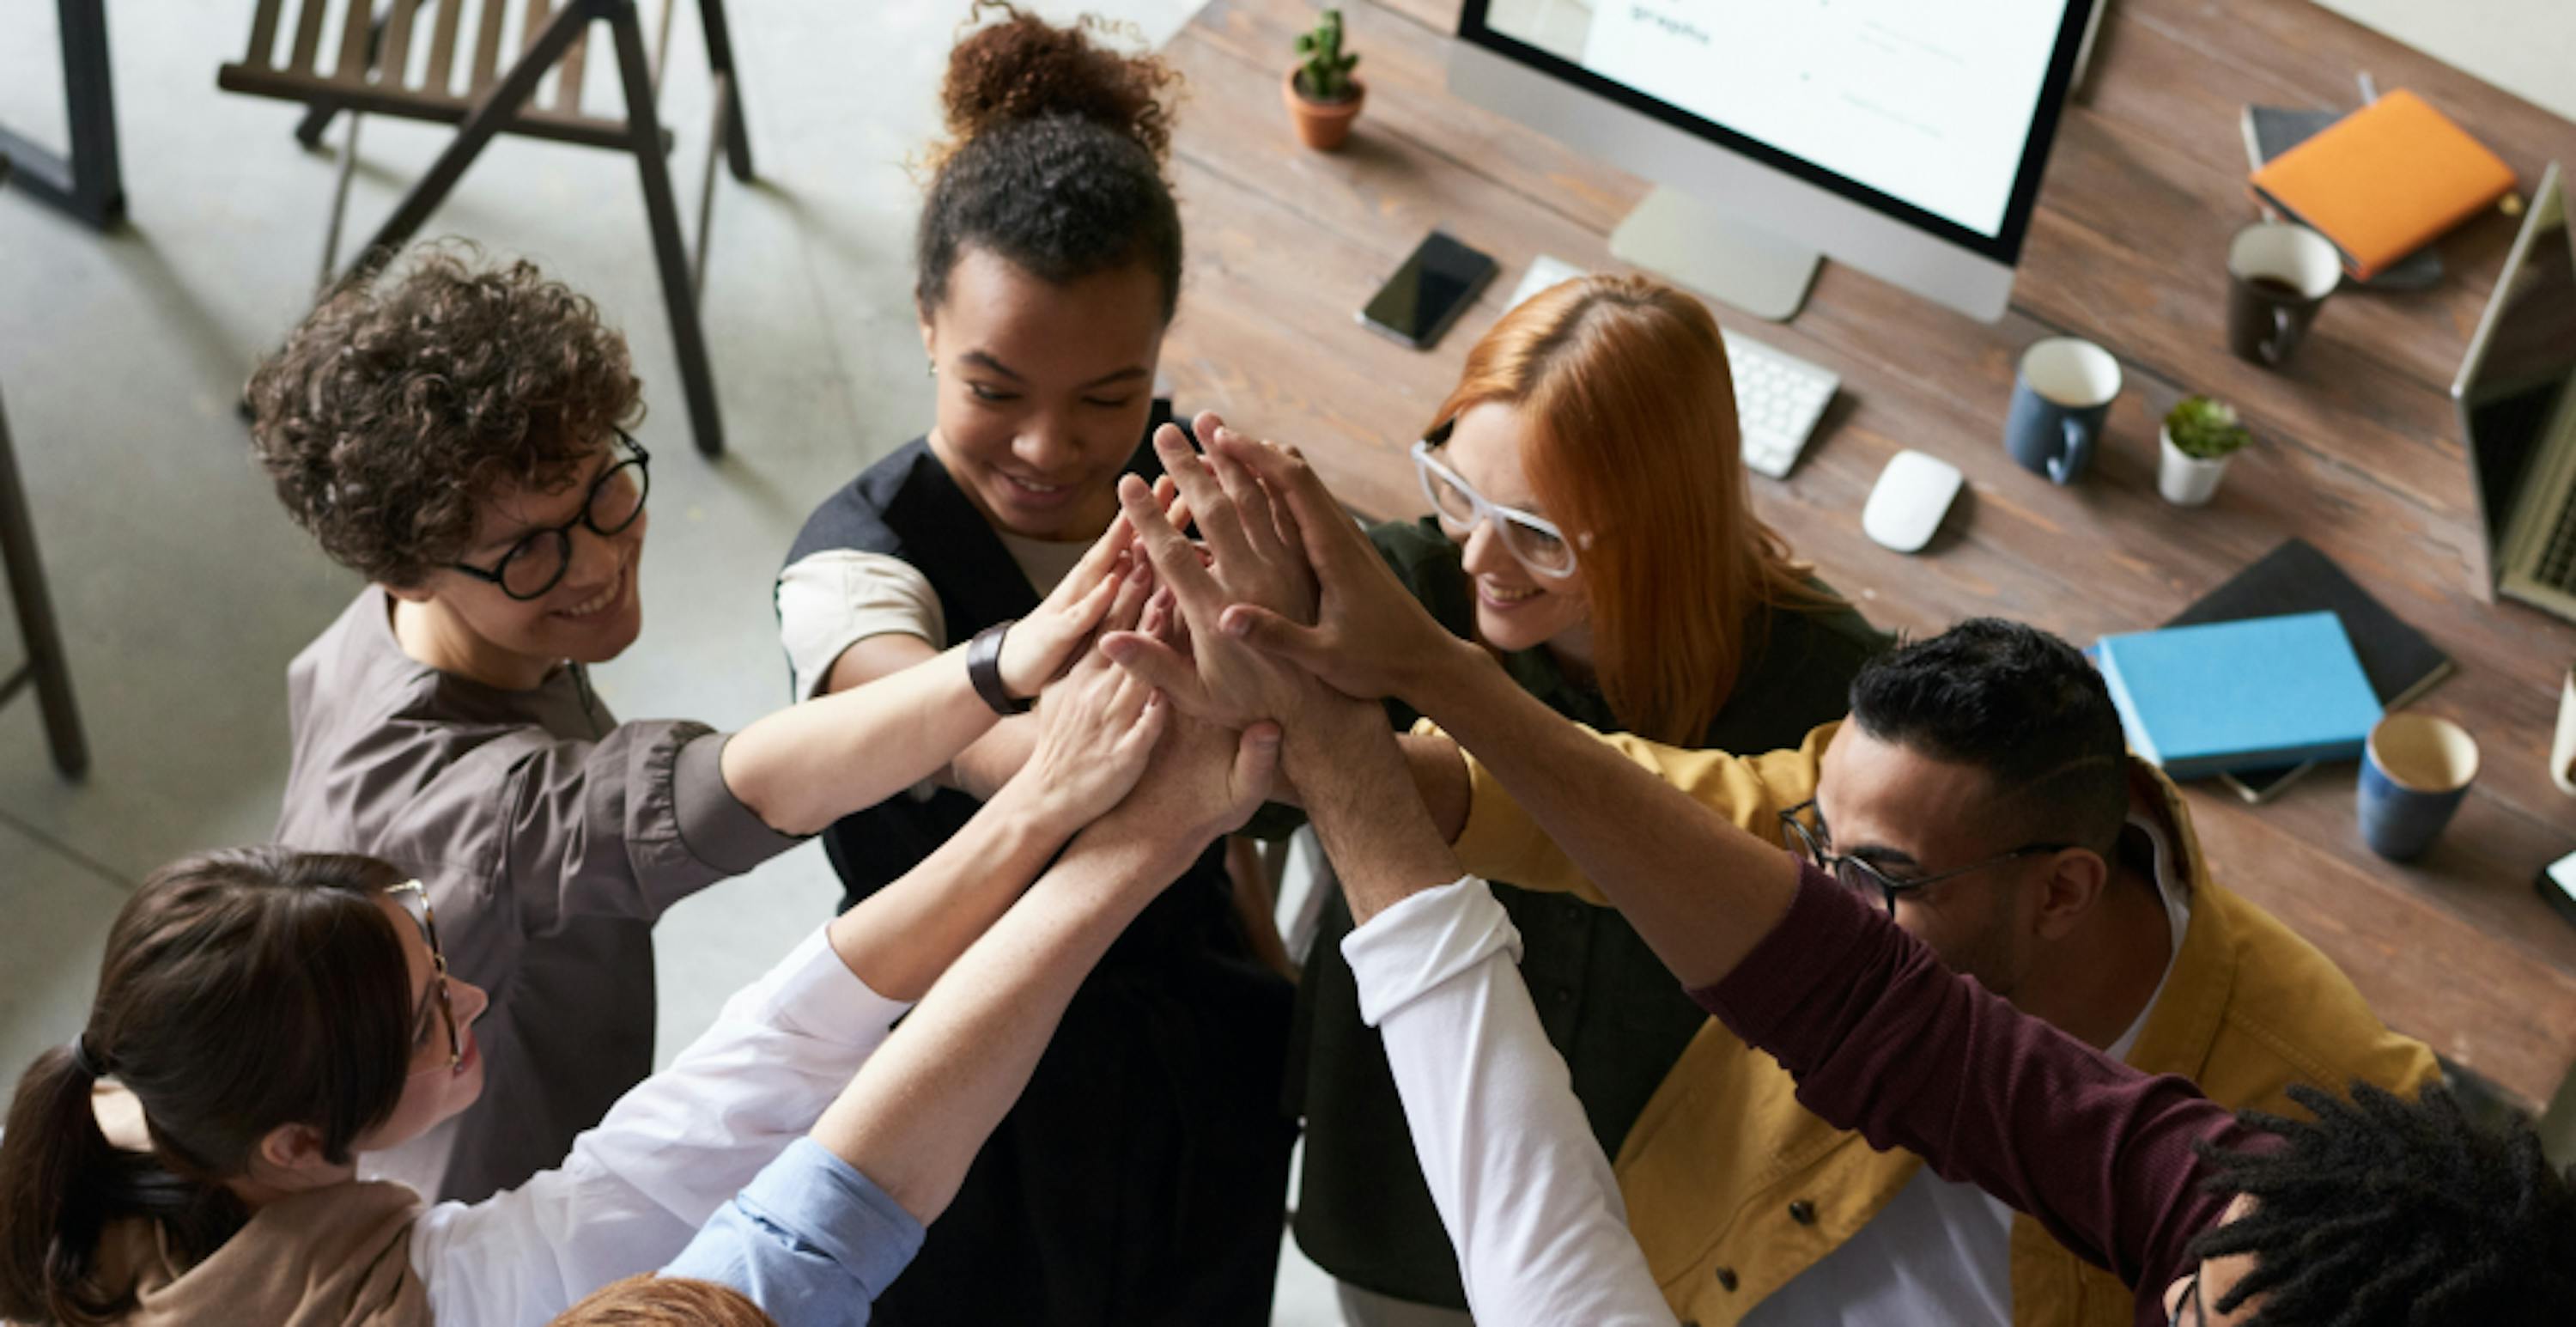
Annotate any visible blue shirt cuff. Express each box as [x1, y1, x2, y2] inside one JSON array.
[[664, 1137, 926, 1325]]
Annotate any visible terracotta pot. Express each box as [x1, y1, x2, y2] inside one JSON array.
[[1284, 66, 1365, 151]]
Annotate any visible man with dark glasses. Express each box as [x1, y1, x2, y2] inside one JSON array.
[[1399, 618, 2439, 1327]]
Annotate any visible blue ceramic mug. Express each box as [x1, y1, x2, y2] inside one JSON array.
[[2005, 338, 2123, 484], [2357, 713, 2481, 861]]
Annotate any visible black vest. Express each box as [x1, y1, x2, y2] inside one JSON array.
[[783, 426, 1241, 953], [780, 423, 1296, 1324]]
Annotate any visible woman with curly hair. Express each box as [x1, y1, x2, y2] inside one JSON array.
[[775, 6, 1294, 1322], [246, 243, 1143, 1209]]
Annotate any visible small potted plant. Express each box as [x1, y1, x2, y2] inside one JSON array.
[[1285, 9, 1364, 151], [2158, 395, 2252, 506]]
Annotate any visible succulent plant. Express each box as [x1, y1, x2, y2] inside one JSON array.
[[1295, 9, 1361, 103], [2164, 394, 2252, 460]]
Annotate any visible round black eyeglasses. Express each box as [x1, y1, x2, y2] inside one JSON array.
[[447, 431, 650, 601], [1777, 798, 2078, 916]]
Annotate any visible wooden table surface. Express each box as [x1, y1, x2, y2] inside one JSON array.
[[1156, 0, 2576, 1109]]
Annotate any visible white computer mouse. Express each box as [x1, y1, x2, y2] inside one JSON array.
[[1862, 449, 1964, 553]]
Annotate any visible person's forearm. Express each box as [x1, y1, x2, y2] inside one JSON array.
[[1398, 733, 1473, 843], [723, 644, 997, 836], [811, 827, 1190, 1226], [940, 714, 1039, 801], [822, 776, 1080, 1001], [1354, 880, 1677, 1327], [1403, 650, 1797, 989], [1236, 728, 1467, 838], [1291, 706, 1463, 925]]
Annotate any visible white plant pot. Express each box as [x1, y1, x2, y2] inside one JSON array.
[[2157, 427, 2233, 506]]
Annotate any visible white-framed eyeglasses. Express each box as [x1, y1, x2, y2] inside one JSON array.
[[1411, 433, 1582, 580]]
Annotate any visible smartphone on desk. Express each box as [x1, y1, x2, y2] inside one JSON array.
[[1359, 231, 1498, 350]]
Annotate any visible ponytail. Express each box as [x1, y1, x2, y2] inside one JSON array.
[[0, 1044, 240, 1324], [0, 848, 415, 1324]]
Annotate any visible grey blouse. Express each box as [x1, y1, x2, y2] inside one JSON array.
[[273, 588, 802, 1203]]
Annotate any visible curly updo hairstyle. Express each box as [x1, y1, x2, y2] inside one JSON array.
[[246, 243, 644, 588], [916, 3, 1184, 322]]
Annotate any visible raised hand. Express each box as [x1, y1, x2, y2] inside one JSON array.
[[1014, 566, 1169, 830], [1207, 433, 1479, 707], [1084, 590, 1285, 854], [997, 476, 1189, 699], [1099, 421, 1325, 729]]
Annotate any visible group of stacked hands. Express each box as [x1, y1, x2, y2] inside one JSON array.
[[7, 3, 2574, 1318]]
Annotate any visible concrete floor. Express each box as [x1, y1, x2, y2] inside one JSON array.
[[0, 0, 2563, 1321]]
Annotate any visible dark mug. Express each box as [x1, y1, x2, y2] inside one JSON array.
[[2227, 222, 2340, 367], [2357, 713, 2480, 861], [2005, 338, 2122, 484]]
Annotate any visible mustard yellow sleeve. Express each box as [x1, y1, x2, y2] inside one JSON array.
[[1423, 718, 1838, 907]]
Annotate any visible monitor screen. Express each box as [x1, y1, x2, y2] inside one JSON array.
[[1467, 0, 2087, 256]]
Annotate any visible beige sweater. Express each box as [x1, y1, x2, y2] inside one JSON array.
[[91, 1181, 428, 1327]]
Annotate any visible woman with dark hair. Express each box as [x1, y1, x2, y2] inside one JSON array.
[[1289, 276, 1886, 1324], [0, 621, 1204, 1326], [246, 242, 1139, 1208], [775, 6, 1293, 1322]]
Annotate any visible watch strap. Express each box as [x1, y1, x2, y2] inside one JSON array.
[[967, 620, 1033, 716]]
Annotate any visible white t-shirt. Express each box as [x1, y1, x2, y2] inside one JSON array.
[[1742, 813, 2195, 1327], [775, 532, 1093, 701]]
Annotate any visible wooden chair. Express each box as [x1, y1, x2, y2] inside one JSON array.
[[219, 1, 751, 457], [0, 157, 92, 779]]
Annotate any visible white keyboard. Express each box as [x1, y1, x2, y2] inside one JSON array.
[[1724, 331, 1839, 479]]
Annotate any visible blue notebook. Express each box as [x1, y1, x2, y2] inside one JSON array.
[[2096, 612, 2383, 780]]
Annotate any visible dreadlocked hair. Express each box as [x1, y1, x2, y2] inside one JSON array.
[[2187, 1081, 2576, 1325]]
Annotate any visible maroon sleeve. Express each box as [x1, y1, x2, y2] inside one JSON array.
[[1690, 860, 2263, 1327]]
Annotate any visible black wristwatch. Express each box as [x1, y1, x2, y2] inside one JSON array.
[[967, 620, 1034, 716]]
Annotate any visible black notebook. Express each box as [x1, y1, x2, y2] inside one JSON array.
[[2166, 539, 2454, 802], [2240, 104, 2445, 290]]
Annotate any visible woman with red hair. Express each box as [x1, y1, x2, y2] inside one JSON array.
[[1290, 274, 1888, 1325]]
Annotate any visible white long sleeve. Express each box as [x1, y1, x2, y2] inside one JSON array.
[[409, 924, 911, 1325], [1343, 876, 1678, 1327]]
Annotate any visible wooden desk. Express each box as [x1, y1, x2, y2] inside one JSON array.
[[1157, 0, 2576, 1109]]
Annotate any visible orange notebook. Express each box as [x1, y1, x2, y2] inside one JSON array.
[[2249, 90, 2515, 279]]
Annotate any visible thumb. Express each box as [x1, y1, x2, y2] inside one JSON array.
[[1100, 630, 1200, 698], [1227, 721, 1284, 819]]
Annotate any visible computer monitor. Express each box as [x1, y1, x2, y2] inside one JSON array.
[[1454, 1, 2099, 322], [2452, 162, 2576, 618]]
